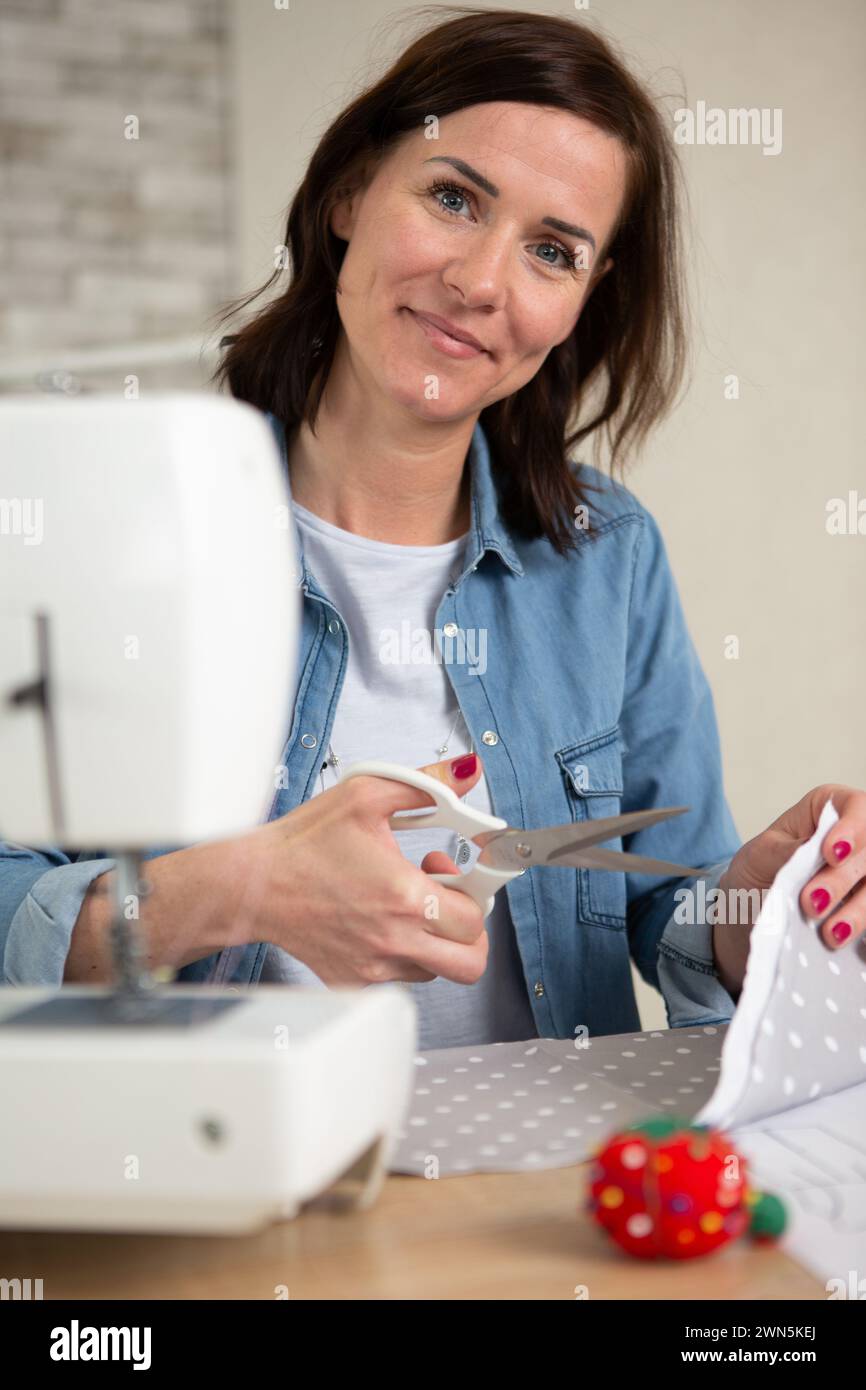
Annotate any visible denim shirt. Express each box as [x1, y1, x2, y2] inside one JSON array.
[[0, 413, 742, 1037]]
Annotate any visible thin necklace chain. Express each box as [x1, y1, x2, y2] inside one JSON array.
[[322, 703, 471, 787]]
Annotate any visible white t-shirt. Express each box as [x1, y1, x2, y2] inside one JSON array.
[[259, 499, 538, 1049]]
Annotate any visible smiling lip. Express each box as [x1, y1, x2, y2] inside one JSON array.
[[405, 308, 487, 356]]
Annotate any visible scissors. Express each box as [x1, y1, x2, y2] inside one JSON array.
[[342, 760, 714, 919]]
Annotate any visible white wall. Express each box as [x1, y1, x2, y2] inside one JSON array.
[[229, 0, 866, 1028]]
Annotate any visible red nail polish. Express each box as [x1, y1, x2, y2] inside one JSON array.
[[810, 887, 831, 915], [832, 840, 852, 862], [831, 920, 852, 944], [451, 752, 477, 780]]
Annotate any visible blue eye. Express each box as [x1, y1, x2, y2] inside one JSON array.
[[429, 180, 470, 216], [426, 179, 581, 275]]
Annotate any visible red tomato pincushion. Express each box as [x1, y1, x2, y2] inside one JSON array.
[[586, 1115, 786, 1260]]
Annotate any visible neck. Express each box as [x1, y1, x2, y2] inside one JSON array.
[[286, 362, 476, 546]]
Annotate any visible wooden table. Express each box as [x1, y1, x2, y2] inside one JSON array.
[[0, 1164, 822, 1300]]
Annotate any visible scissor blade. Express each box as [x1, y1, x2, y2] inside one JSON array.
[[547, 843, 714, 877], [476, 806, 690, 872]]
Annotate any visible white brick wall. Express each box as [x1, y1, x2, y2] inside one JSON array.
[[0, 0, 233, 390]]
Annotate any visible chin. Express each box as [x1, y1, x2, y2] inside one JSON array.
[[389, 383, 475, 422]]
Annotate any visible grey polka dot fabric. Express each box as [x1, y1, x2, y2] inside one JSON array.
[[390, 1027, 724, 1176]]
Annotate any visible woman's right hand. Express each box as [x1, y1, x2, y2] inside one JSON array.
[[229, 754, 490, 986]]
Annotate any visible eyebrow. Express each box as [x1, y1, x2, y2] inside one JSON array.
[[422, 155, 597, 252]]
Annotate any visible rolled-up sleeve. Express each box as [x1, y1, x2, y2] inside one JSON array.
[[617, 501, 742, 1026], [1, 844, 116, 985], [656, 859, 739, 1026]]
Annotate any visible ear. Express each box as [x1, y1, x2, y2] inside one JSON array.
[[329, 159, 374, 241], [329, 195, 356, 242]]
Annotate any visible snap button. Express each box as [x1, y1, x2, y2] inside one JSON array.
[[443, 621, 458, 638], [534, 981, 544, 998], [300, 733, 318, 749], [481, 730, 499, 746], [327, 618, 340, 634]]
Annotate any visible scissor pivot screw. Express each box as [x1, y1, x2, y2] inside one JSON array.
[[515, 842, 533, 859]]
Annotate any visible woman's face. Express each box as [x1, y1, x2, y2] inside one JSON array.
[[329, 101, 628, 422]]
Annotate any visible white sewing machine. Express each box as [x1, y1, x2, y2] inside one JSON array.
[[0, 394, 416, 1234]]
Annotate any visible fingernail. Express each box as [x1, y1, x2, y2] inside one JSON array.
[[831, 920, 852, 944], [810, 887, 831, 914], [832, 839, 852, 862], [451, 753, 477, 780]]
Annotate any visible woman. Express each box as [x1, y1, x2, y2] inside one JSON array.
[[2, 9, 863, 1049]]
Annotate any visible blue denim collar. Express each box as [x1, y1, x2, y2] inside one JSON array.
[[464, 417, 525, 577]]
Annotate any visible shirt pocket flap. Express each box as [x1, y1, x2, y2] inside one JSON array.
[[555, 726, 625, 799]]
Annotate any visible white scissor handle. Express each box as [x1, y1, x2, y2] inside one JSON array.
[[340, 760, 524, 918], [341, 759, 506, 836]]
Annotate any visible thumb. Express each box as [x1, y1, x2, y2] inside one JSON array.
[[353, 752, 483, 818], [421, 849, 461, 875]]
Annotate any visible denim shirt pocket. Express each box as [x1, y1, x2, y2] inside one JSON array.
[[554, 724, 627, 930]]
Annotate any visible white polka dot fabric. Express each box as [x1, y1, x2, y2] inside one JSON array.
[[390, 1027, 725, 1175], [390, 797, 866, 1177], [696, 796, 866, 1131]]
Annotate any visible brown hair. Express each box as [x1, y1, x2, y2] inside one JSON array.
[[212, 6, 690, 553]]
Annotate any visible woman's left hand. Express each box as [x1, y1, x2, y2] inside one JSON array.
[[713, 785, 866, 996], [722, 784, 866, 948]]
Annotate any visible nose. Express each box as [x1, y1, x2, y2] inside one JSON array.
[[443, 224, 511, 311]]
